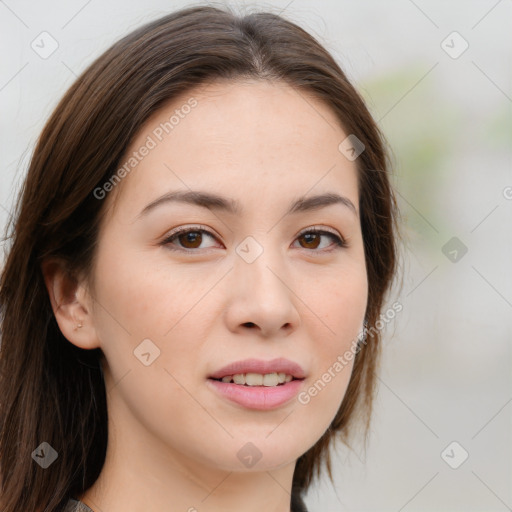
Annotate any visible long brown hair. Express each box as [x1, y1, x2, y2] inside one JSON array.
[[0, 4, 399, 511]]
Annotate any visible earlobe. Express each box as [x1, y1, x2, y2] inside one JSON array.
[[41, 260, 100, 350]]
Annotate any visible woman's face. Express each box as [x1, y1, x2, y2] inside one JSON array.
[[85, 79, 367, 473]]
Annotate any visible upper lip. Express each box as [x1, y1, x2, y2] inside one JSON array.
[[208, 358, 306, 380]]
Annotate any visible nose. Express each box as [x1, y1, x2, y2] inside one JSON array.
[[223, 247, 301, 338]]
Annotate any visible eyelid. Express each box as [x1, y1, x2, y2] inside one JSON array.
[[161, 224, 220, 250], [296, 225, 343, 240], [164, 224, 213, 238], [294, 226, 348, 251], [161, 224, 347, 252]]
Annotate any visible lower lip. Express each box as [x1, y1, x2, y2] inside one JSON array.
[[206, 378, 304, 410]]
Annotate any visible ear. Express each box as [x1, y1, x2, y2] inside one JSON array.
[[41, 259, 100, 350]]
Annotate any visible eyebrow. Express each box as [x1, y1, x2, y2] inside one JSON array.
[[137, 189, 358, 219]]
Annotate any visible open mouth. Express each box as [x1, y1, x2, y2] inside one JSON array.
[[210, 373, 302, 387], [207, 371, 306, 410]]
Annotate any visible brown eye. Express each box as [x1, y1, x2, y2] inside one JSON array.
[[177, 231, 203, 249], [294, 229, 346, 252], [162, 227, 219, 252], [298, 231, 321, 249]]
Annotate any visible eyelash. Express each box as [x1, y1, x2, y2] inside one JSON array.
[[161, 225, 348, 254]]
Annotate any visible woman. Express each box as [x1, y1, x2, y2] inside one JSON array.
[[0, 5, 399, 512]]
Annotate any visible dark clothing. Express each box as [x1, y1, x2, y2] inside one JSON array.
[[64, 500, 94, 512], [291, 491, 309, 512], [65, 495, 309, 512]]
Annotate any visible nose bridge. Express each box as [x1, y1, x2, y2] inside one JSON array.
[[234, 234, 288, 300], [228, 234, 299, 334]]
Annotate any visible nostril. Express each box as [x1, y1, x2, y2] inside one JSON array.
[[244, 322, 256, 328]]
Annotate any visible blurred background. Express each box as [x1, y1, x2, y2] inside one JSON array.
[[1, 0, 511, 510]]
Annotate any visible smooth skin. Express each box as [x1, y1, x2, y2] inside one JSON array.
[[43, 79, 368, 512]]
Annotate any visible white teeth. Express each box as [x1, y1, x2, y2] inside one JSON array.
[[233, 374, 245, 385], [218, 372, 295, 386], [263, 373, 279, 386], [245, 373, 263, 386]]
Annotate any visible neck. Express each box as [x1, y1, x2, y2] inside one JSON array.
[[80, 381, 297, 512]]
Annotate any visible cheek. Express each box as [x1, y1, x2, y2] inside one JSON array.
[[295, 260, 366, 406], [92, 243, 209, 339], [91, 249, 209, 432], [297, 260, 368, 342], [91, 244, 222, 396]]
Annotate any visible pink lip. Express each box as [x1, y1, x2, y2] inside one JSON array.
[[208, 358, 306, 380], [207, 358, 306, 411], [206, 378, 304, 410]]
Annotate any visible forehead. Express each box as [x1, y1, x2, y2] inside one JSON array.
[[105, 79, 358, 218]]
